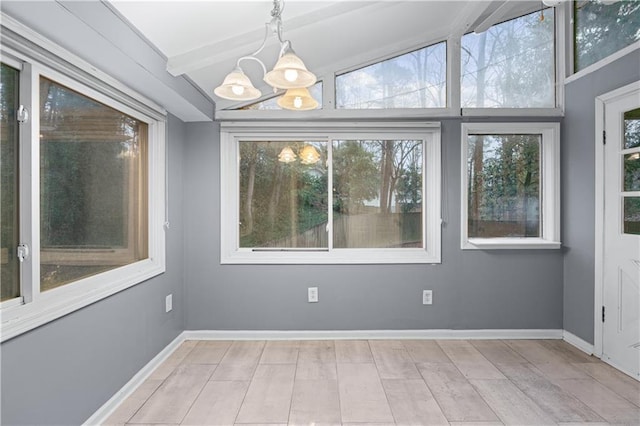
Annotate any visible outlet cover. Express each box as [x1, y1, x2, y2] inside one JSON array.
[[308, 287, 318, 303], [422, 290, 433, 305], [165, 294, 173, 312]]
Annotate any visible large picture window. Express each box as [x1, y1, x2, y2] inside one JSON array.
[[461, 123, 560, 249], [39, 78, 149, 292], [222, 123, 441, 264], [0, 42, 166, 341]]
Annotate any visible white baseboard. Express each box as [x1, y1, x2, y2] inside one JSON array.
[[562, 330, 595, 355], [183, 328, 564, 341], [82, 332, 186, 426]]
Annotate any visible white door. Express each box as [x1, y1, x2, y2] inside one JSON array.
[[603, 84, 640, 381]]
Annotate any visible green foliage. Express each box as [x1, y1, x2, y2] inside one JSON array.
[[396, 164, 422, 213], [1, 63, 20, 300], [239, 142, 328, 247], [575, 0, 640, 71], [332, 141, 379, 214], [468, 135, 540, 237]]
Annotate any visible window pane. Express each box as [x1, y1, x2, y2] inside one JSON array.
[[336, 42, 446, 109], [40, 78, 149, 291], [461, 9, 555, 108], [1, 64, 20, 302], [239, 82, 323, 110], [467, 134, 541, 238], [575, 1, 640, 71], [624, 153, 640, 191], [332, 140, 423, 248], [239, 141, 328, 248], [625, 108, 640, 149], [624, 197, 640, 235]]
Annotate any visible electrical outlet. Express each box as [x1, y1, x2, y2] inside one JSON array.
[[165, 294, 173, 312], [422, 290, 433, 305], [308, 287, 318, 303]]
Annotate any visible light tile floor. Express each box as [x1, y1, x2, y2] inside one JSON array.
[[103, 339, 640, 426]]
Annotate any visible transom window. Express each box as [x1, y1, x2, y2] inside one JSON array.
[[574, 0, 640, 72], [221, 123, 441, 264], [335, 41, 447, 109], [461, 8, 555, 108]]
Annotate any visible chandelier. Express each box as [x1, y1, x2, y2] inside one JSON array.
[[214, 0, 318, 110]]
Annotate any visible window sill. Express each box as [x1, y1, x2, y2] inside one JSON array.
[[221, 248, 441, 265], [462, 238, 561, 250], [0, 258, 165, 343]]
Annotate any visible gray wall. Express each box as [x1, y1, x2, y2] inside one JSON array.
[[184, 120, 564, 331], [0, 114, 186, 426], [562, 49, 640, 344]]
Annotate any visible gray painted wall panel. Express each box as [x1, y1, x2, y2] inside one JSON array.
[[184, 120, 564, 331], [562, 50, 640, 344], [0, 114, 187, 426]]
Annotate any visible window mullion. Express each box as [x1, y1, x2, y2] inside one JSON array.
[[327, 139, 334, 251], [18, 62, 40, 304], [447, 35, 461, 113]]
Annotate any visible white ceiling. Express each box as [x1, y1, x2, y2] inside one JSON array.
[[110, 0, 541, 110]]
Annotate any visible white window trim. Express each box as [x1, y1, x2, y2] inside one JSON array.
[[565, 41, 640, 85], [220, 121, 442, 264], [0, 23, 167, 343], [460, 122, 561, 250]]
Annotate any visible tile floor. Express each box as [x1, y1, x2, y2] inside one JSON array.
[[103, 339, 640, 425]]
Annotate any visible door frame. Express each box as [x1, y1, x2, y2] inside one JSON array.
[[594, 80, 640, 358]]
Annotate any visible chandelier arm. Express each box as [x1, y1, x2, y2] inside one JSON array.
[[247, 23, 271, 59], [236, 55, 267, 76]]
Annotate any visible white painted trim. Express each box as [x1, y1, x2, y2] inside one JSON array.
[[460, 122, 562, 250], [563, 330, 595, 356], [464, 238, 561, 250], [461, 108, 563, 117], [565, 42, 640, 85], [593, 80, 640, 359], [220, 122, 442, 264], [82, 333, 186, 426], [183, 329, 564, 341], [594, 96, 605, 358]]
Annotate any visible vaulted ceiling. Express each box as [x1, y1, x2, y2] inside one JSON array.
[[110, 1, 544, 110]]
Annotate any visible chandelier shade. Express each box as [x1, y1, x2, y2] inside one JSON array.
[[213, 68, 261, 101], [299, 145, 321, 165], [277, 87, 319, 111], [264, 50, 317, 90], [277, 146, 297, 163]]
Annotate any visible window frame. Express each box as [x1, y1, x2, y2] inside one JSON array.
[[0, 23, 167, 342], [568, 0, 640, 80], [220, 121, 442, 264], [460, 122, 561, 250]]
